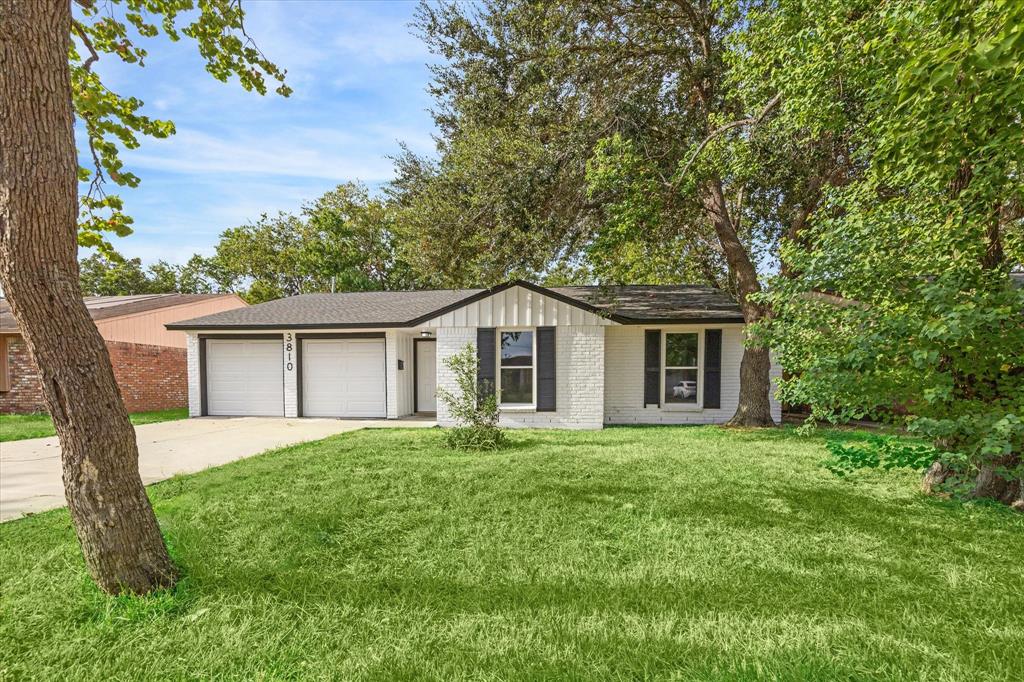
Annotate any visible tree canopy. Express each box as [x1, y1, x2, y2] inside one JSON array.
[[746, 0, 1023, 505], [82, 183, 419, 303]]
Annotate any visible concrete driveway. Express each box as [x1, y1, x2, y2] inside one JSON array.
[[0, 416, 435, 522]]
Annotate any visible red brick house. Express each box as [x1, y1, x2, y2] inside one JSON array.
[[0, 294, 247, 414]]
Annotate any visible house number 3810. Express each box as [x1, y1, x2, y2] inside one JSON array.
[[285, 332, 294, 372]]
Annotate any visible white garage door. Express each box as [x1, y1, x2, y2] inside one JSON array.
[[206, 339, 284, 416], [302, 338, 386, 418]]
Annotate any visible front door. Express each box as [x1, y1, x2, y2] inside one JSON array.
[[415, 340, 437, 413]]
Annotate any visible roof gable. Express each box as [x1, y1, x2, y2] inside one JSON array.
[[424, 283, 615, 327]]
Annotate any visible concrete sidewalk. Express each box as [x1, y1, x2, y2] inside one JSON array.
[[0, 416, 435, 522]]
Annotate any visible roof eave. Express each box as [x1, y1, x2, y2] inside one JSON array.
[[614, 315, 746, 325], [165, 320, 414, 331]]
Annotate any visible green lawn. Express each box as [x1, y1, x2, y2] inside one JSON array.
[[1, 427, 1021, 680], [0, 407, 187, 442]]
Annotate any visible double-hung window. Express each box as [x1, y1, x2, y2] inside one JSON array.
[[664, 332, 699, 405], [498, 330, 534, 405]]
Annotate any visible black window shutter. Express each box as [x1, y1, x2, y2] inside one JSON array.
[[536, 326, 556, 411], [703, 329, 722, 409], [643, 330, 661, 407], [477, 327, 496, 403]]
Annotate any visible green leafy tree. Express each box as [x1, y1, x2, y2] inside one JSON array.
[[213, 183, 419, 303], [0, 0, 289, 595], [79, 252, 159, 295], [72, 0, 290, 254], [78, 250, 221, 295], [748, 0, 1024, 506], [398, 0, 859, 426]]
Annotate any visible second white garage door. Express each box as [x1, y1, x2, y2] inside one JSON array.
[[302, 338, 386, 418]]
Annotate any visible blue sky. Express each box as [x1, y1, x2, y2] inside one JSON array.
[[86, 1, 437, 265]]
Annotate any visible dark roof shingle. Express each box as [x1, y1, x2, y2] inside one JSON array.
[[166, 289, 484, 329], [548, 285, 743, 322], [165, 282, 743, 330]]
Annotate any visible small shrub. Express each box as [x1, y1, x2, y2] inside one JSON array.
[[444, 425, 507, 451], [436, 343, 507, 451]]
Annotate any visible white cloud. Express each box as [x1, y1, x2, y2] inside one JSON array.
[[331, 19, 432, 65], [128, 127, 396, 182], [80, 1, 440, 266]]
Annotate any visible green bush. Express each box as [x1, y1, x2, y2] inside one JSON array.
[[436, 343, 508, 451], [443, 425, 507, 451]]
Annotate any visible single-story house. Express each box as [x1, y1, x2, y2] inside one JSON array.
[[1, 293, 247, 414], [166, 281, 780, 429]]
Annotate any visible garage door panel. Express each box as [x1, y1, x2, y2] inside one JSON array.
[[206, 339, 284, 416], [302, 339, 386, 418]]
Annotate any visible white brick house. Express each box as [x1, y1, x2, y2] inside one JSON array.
[[167, 281, 781, 429]]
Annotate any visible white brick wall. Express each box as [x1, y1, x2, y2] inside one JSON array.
[[435, 327, 476, 426], [435, 326, 605, 430], [603, 325, 782, 425], [186, 332, 201, 417]]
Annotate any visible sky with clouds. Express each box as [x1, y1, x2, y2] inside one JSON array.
[[87, 1, 438, 265]]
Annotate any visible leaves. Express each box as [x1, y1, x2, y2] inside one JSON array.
[[748, 0, 1024, 488], [70, 0, 290, 248], [436, 343, 506, 452], [825, 434, 942, 477]]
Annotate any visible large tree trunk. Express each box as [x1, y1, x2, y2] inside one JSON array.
[[700, 178, 776, 426], [0, 0, 177, 594]]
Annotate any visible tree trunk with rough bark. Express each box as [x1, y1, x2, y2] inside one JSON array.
[[700, 178, 776, 427], [0, 0, 177, 594]]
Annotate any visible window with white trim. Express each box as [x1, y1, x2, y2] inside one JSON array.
[[498, 330, 534, 405], [664, 332, 698, 405]]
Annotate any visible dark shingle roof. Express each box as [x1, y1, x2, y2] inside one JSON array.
[[0, 294, 236, 333], [165, 281, 744, 330], [166, 289, 484, 329], [548, 285, 743, 323]]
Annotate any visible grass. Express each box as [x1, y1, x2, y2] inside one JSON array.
[[1, 426, 1021, 681], [0, 407, 187, 442]]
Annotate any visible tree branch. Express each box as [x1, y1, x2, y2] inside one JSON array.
[[71, 19, 99, 72], [677, 93, 782, 181]]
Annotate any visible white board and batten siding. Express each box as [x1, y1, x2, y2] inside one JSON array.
[[426, 286, 615, 328]]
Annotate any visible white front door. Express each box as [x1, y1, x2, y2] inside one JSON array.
[[205, 339, 284, 416], [302, 338, 386, 418], [416, 340, 437, 413]]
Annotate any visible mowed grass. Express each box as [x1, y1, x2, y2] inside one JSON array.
[[0, 407, 187, 442], [1, 427, 1021, 681]]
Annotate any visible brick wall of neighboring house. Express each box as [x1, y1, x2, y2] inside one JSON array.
[[105, 340, 187, 413], [0, 335, 48, 414], [0, 336, 187, 415]]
